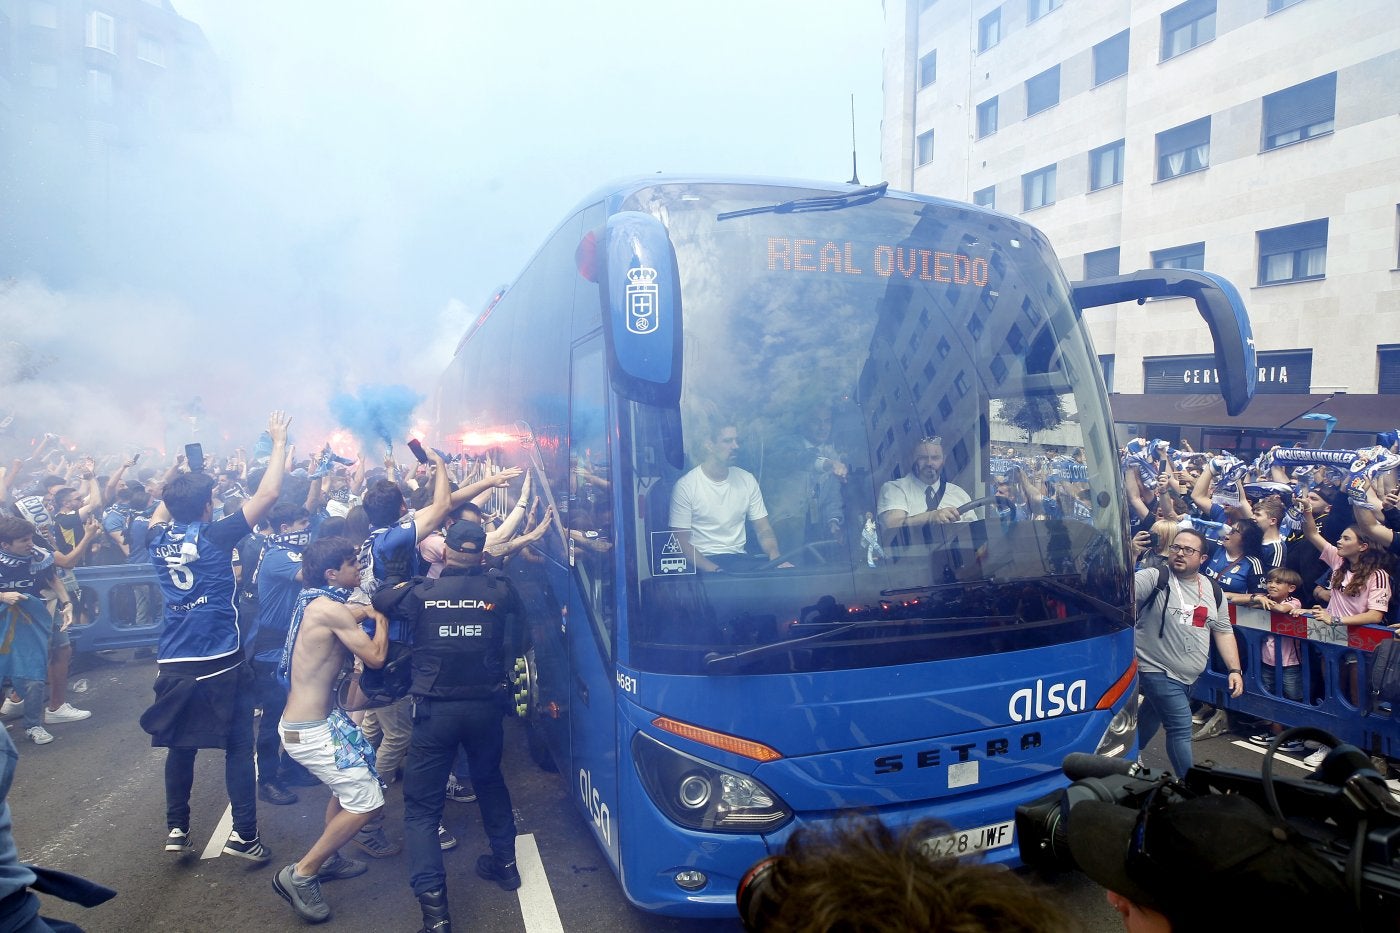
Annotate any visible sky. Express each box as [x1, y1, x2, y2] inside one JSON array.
[[0, 2, 885, 460]]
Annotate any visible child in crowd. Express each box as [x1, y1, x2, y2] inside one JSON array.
[[1248, 567, 1304, 751]]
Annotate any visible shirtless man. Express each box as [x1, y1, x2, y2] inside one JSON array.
[[272, 536, 389, 924]]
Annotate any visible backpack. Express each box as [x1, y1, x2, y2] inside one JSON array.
[[338, 641, 414, 712], [1368, 639, 1400, 713]]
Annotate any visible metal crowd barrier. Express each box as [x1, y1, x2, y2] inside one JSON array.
[[66, 563, 164, 654], [1192, 604, 1400, 761]]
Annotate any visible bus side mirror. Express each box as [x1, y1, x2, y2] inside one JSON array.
[[1072, 269, 1256, 416], [601, 211, 683, 406]]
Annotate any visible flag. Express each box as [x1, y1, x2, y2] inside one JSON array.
[[0, 595, 53, 682]]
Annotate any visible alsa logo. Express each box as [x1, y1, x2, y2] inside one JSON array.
[[1008, 679, 1087, 723]]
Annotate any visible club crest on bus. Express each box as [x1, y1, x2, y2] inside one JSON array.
[[1008, 679, 1087, 722], [625, 266, 659, 335]]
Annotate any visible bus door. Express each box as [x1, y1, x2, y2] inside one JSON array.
[[567, 332, 621, 868]]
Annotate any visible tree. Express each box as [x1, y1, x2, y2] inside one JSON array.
[[996, 395, 1066, 445]]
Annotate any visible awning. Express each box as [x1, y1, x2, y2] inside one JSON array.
[[1108, 393, 1396, 436]]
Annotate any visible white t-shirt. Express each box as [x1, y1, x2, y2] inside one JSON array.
[[877, 473, 973, 525], [670, 466, 768, 555]]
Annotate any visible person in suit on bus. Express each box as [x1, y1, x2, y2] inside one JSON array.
[[877, 435, 973, 546], [670, 419, 790, 572]]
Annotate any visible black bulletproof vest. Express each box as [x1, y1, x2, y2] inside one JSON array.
[[409, 568, 511, 699]]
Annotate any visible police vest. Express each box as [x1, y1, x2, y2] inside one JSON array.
[[409, 568, 514, 700]]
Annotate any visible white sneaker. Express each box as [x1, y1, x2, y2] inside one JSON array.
[[25, 726, 54, 745], [1303, 747, 1328, 769], [44, 703, 92, 724], [0, 697, 23, 716]]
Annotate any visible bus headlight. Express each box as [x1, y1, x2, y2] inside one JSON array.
[[632, 733, 792, 833], [1095, 690, 1139, 757]]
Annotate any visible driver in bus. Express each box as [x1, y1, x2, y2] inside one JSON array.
[[670, 419, 792, 572], [877, 435, 973, 545]]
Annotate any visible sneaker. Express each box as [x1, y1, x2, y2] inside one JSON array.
[[316, 852, 368, 882], [438, 824, 458, 852], [445, 774, 476, 803], [474, 853, 521, 891], [224, 831, 272, 864], [1303, 747, 1329, 769], [1278, 739, 1305, 753], [165, 827, 194, 854], [259, 782, 299, 806], [25, 726, 53, 745], [1191, 709, 1227, 741], [352, 826, 401, 859], [43, 702, 91, 724], [273, 863, 331, 923], [1247, 732, 1274, 747], [1, 696, 23, 716], [1190, 704, 1214, 726]]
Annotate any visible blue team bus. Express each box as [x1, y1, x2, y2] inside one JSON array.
[[433, 175, 1256, 916]]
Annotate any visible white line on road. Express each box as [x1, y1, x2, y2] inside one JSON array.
[[516, 832, 564, 933], [201, 803, 234, 859]]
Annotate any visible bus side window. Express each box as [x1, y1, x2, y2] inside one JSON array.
[[570, 332, 616, 654]]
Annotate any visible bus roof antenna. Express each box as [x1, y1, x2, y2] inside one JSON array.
[[848, 93, 861, 186]]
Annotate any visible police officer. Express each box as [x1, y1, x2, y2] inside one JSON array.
[[372, 520, 523, 933]]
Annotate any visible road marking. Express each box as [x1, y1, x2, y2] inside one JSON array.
[[201, 803, 235, 859], [516, 832, 564, 932], [1229, 740, 1314, 770]]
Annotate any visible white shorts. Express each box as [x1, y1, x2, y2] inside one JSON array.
[[280, 719, 385, 814]]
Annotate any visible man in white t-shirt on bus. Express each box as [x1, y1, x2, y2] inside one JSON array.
[[670, 421, 792, 573]]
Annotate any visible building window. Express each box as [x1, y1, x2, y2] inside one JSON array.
[[1084, 247, 1121, 278], [1379, 345, 1400, 395], [918, 49, 937, 89], [29, 1, 57, 28], [87, 68, 113, 105], [1152, 242, 1205, 271], [29, 60, 57, 88], [137, 33, 166, 66], [1026, 65, 1060, 116], [1161, 0, 1215, 60], [1027, 0, 1061, 22], [1089, 139, 1125, 190], [973, 186, 995, 209], [1093, 29, 1130, 85], [1098, 354, 1116, 392], [86, 11, 115, 53], [976, 97, 998, 138], [1262, 72, 1335, 150], [978, 8, 1001, 52], [1258, 219, 1327, 285], [1156, 117, 1210, 180], [916, 130, 935, 166], [1022, 164, 1056, 211]]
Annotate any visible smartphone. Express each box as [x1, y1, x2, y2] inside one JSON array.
[[407, 438, 429, 464], [1147, 531, 1160, 549], [131, 452, 141, 464], [185, 443, 205, 473]]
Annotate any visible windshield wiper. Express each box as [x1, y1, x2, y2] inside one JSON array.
[[704, 614, 1020, 673], [716, 182, 889, 221]]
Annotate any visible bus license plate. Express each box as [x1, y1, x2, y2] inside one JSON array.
[[921, 820, 1015, 858]]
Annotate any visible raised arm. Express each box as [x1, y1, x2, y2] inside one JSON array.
[[410, 446, 454, 541], [1190, 462, 1216, 516], [450, 465, 524, 509], [240, 411, 291, 529], [1299, 496, 1328, 553]]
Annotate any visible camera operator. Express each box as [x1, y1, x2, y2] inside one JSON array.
[[1131, 528, 1243, 778], [1066, 792, 1357, 932]]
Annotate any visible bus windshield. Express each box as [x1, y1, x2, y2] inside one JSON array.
[[619, 183, 1132, 675]]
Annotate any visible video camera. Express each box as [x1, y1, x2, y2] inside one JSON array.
[[1015, 728, 1400, 927]]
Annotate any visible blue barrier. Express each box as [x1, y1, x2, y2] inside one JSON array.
[[67, 563, 164, 654], [1192, 605, 1400, 761]]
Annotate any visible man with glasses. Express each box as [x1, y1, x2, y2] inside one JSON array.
[[1131, 528, 1243, 778], [877, 436, 973, 546]]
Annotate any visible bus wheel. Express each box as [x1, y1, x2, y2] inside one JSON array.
[[524, 719, 558, 773]]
